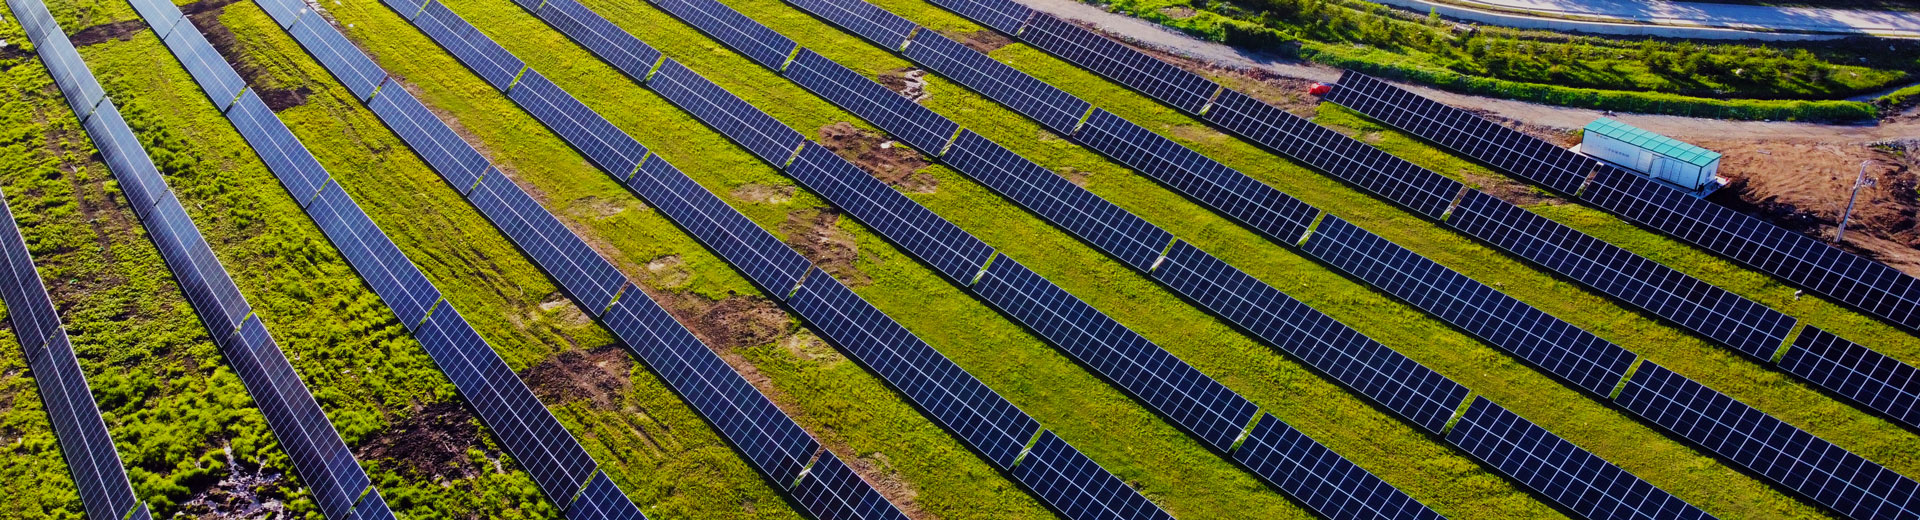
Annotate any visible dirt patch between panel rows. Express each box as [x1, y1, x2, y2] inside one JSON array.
[[877, 68, 931, 103], [816, 121, 936, 193], [943, 29, 1013, 54], [1705, 140, 1920, 275], [782, 208, 868, 286], [184, 0, 311, 110], [356, 401, 489, 480], [523, 345, 635, 411], [67, 19, 145, 47]]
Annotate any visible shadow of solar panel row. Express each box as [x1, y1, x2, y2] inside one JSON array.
[[228, 90, 331, 206], [625, 156, 812, 296], [650, 0, 797, 69], [1016, 13, 1214, 114], [942, 131, 1169, 271], [787, 269, 1040, 469], [1583, 165, 1920, 331], [80, 102, 167, 217], [218, 315, 382, 520], [1153, 241, 1467, 433], [128, 0, 182, 38], [795, 452, 913, 520], [786, 49, 958, 153], [1233, 414, 1442, 520], [602, 291, 823, 484], [510, 70, 651, 176], [1448, 190, 1794, 358], [307, 182, 441, 328], [1324, 72, 1590, 195], [1449, 398, 1709, 520], [534, 0, 664, 81], [158, 23, 246, 110], [1204, 89, 1460, 219], [565, 472, 649, 520], [1011, 431, 1175, 520], [899, 30, 1089, 135], [367, 79, 490, 191], [1074, 109, 1319, 244], [469, 170, 627, 314], [414, 1, 525, 91], [974, 256, 1256, 451], [1779, 326, 1920, 430], [1304, 215, 1635, 396], [149, 195, 252, 333], [785, 0, 917, 49], [647, 58, 807, 164], [288, 14, 386, 101], [21, 331, 144, 520], [1617, 363, 1919, 520], [786, 145, 993, 283]]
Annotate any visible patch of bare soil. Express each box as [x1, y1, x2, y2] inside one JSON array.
[[1060, 166, 1091, 186], [642, 254, 692, 288], [185, 1, 310, 110], [877, 68, 931, 103], [569, 195, 638, 220], [816, 122, 936, 193], [732, 183, 796, 204], [840, 450, 926, 519], [522, 345, 634, 410], [942, 29, 1013, 53], [664, 294, 792, 351], [1703, 139, 1920, 275], [537, 291, 593, 327], [356, 402, 487, 480], [179, 444, 289, 518], [67, 20, 144, 47], [1156, 5, 1196, 18], [782, 207, 869, 286]]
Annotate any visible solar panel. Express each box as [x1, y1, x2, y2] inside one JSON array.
[[1324, 72, 1591, 195], [227, 90, 330, 206], [565, 472, 650, 520], [627, 155, 811, 296], [509, 69, 651, 176], [148, 197, 253, 333], [1232, 413, 1443, 520], [601, 292, 821, 483], [1583, 165, 1920, 331], [794, 452, 913, 520], [1447, 190, 1795, 359], [21, 10, 108, 119], [922, 0, 1031, 34], [785, 0, 919, 49], [1010, 431, 1173, 520], [1205, 89, 1461, 219], [1074, 109, 1319, 244], [1303, 215, 1635, 395], [789, 269, 1040, 469], [785, 49, 959, 154], [308, 182, 441, 328], [786, 145, 993, 283], [973, 256, 1256, 451], [942, 130, 1169, 271], [1152, 241, 1467, 433], [224, 315, 374, 520], [900, 30, 1090, 135], [415, 1, 525, 91], [255, 0, 307, 28], [367, 78, 490, 191], [25, 331, 143, 520], [348, 489, 397, 520], [81, 102, 166, 216], [1017, 14, 1215, 114], [646, 58, 806, 164], [1779, 326, 1920, 430], [0, 209, 63, 352], [648, 0, 798, 69], [1448, 398, 1708, 520], [160, 25, 247, 111], [533, 0, 664, 81], [288, 14, 387, 101], [129, 0, 184, 40], [125, 504, 154, 520], [468, 171, 627, 314], [1617, 362, 1920, 520]]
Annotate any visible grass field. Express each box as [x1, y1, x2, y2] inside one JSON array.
[[0, 0, 1915, 516]]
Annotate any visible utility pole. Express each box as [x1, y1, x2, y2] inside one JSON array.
[[1836, 160, 1872, 244]]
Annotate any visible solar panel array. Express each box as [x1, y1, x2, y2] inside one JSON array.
[[1448, 398, 1710, 520], [794, 452, 913, 520], [10, 0, 105, 119], [1779, 326, 1920, 429], [1618, 363, 1920, 520], [1449, 190, 1794, 358], [1074, 109, 1320, 244], [228, 90, 331, 204], [942, 130, 1169, 271], [1323, 72, 1591, 195], [511, 70, 651, 176], [288, 14, 386, 101], [647, 58, 807, 164], [785, 0, 917, 49], [786, 49, 958, 153], [923, 0, 1030, 34], [128, 0, 182, 38], [367, 80, 491, 191], [416, 1, 526, 91], [1012, 431, 1176, 520], [255, 0, 306, 28], [1304, 215, 1636, 396], [1233, 414, 1444, 520], [1015, 13, 1215, 114], [786, 145, 993, 283], [1583, 164, 1920, 331], [650, 0, 799, 69], [565, 472, 650, 520], [160, 23, 246, 110], [533, 0, 664, 80], [308, 182, 441, 327], [0, 190, 146, 520], [470, 169, 628, 314], [1204, 89, 1461, 219], [81, 102, 167, 216], [900, 30, 1089, 135]]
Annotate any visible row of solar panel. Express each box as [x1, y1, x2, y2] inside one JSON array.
[[17, 3, 395, 517], [0, 190, 149, 520], [1329, 72, 1920, 335]]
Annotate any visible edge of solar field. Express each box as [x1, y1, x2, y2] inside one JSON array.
[[345, 0, 1195, 517], [246, 1, 915, 518], [872, 0, 1920, 518], [0, 190, 151, 520], [121, 1, 663, 516], [6, 2, 397, 518]]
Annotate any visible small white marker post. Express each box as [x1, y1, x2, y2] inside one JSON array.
[[1836, 160, 1873, 244]]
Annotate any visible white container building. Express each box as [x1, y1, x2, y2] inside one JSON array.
[[1580, 118, 1722, 192]]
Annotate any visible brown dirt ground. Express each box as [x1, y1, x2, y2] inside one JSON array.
[[816, 122, 936, 193], [876, 68, 931, 103], [67, 20, 144, 47], [522, 345, 634, 411], [732, 183, 796, 204], [659, 294, 792, 351], [356, 401, 488, 480], [1703, 140, 1920, 275], [641, 254, 692, 288], [185, 0, 311, 110], [942, 29, 1013, 54], [781, 207, 869, 286]]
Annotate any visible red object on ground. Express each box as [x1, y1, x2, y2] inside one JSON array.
[[1308, 83, 1332, 96]]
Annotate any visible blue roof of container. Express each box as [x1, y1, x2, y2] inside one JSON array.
[[1584, 118, 1721, 168]]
